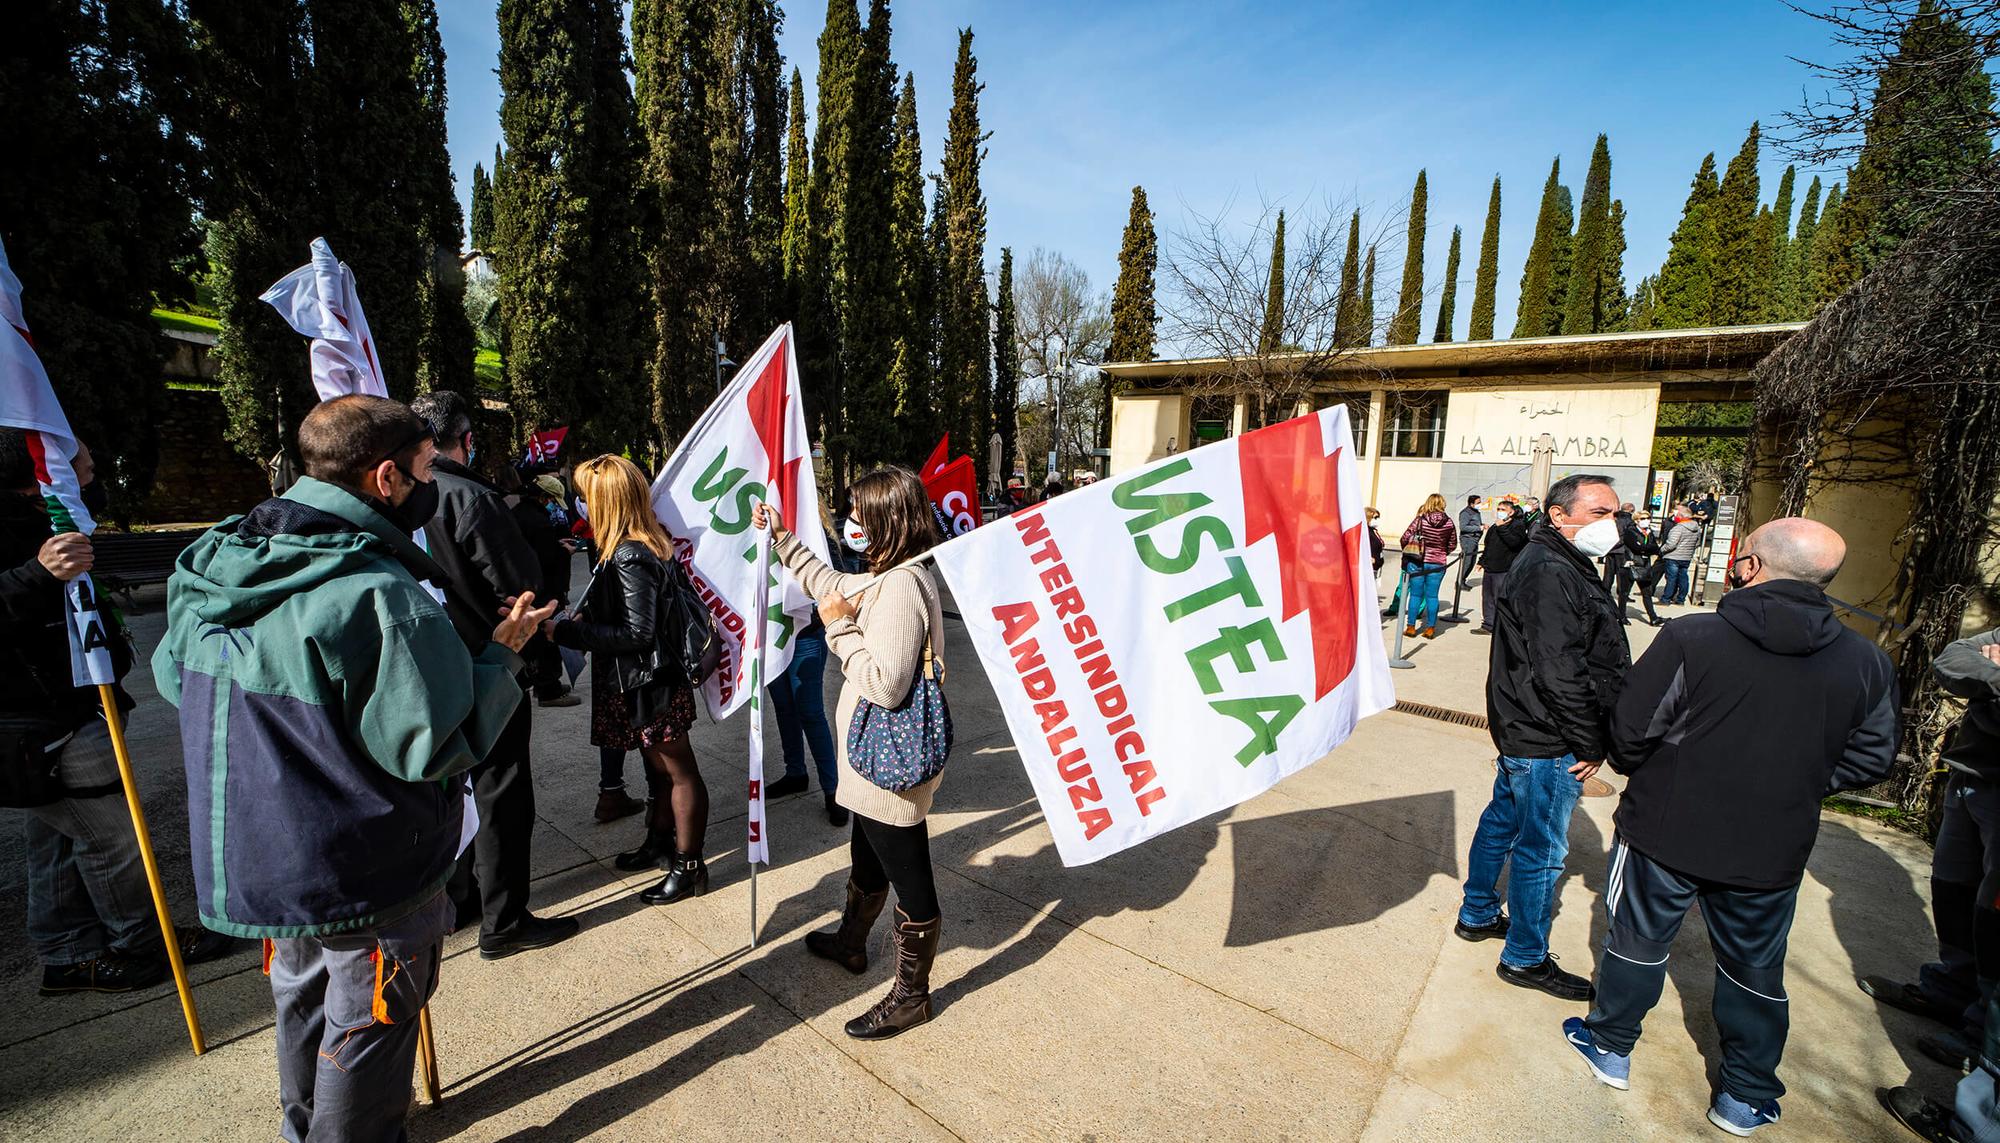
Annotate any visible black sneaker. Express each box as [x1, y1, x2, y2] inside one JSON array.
[[1878, 1086, 1964, 1143], [826, 795, 849, 827], [766, 773, 809, 798], [1455, 913, 1510, 942], [1859, 975, 1963, 1028], [478, 913, 581, 961], [40, 953, 168, 996], [173, 925, 241, 966], [1497, 955, 1594, 1002], [1919, 1029, 1977, 1074], [537, 691, 582, 708]]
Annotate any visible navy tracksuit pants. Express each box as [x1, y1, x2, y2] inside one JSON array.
[[1584, 836, 1798, 1102]]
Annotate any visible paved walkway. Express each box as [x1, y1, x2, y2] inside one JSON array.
[[0, 574, 1950, 1141]]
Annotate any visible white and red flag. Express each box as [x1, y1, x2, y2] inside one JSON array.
[[259, 237, 387, 400], [930, 406, 1394, 865], [524, 427, 569, 465], [0, 237, 116, 685], [921, 433, 951, 479]]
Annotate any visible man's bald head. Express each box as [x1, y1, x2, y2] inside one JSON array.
[[1742, 517, 1846, 588]]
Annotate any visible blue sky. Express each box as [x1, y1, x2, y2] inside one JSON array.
[[440, 0, 1849, 347]]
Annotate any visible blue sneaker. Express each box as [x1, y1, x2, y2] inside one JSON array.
[[1708, 1091, 1780, 1136], [1562, 1017, 1630, 1089]]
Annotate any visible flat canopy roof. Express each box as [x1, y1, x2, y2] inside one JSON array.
[[1102, 323, 1805, 383]]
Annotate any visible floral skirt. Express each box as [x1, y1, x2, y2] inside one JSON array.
[[590, 684, 697, 752]]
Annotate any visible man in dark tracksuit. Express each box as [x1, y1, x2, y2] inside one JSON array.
[[1862, 625, 2000, 1073], [1563, 517, 1898, 1137], [412, 391, 579, 959]]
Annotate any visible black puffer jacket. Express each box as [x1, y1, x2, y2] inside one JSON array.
[[1607, 579, 1899, 887], [1486, 523, 1631, 760], [553, 540, 674, 722], [1477, 513, 1530, 572], [0, 493, 131, 731]]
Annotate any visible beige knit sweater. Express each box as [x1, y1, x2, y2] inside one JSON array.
[[775, 530, 947, 826]]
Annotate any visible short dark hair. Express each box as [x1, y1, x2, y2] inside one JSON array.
[[299, 395, 432, 488], [410, 390, 474, 444], [1466, 494, 1480, 506], [0, 427, 33, 490], [1545, 473, 1615, 514]]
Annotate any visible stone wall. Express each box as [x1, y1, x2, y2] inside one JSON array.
[[144, 387, 271, 524]]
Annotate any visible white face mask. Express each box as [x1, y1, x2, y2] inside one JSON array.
[[842, 518, 870, 553], [1569, 516, 1622, 559]]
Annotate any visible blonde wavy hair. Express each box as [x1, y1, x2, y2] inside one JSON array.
[[1419, 493, 1448, 516], [572, 454, 673, 564]]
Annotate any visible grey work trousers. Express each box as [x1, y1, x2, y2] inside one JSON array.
[[22, 719, 157, 966], [269, 891, 450, 1143]]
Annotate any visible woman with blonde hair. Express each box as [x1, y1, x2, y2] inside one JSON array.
[[548, 455, 710, 904], [751, 466, 950, 1040], [1399, 492, 1458, 639]]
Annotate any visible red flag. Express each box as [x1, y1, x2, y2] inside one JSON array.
[[525, 427, 569, 465], [923, 455, 981, 537], [921, 433, 951, 479]]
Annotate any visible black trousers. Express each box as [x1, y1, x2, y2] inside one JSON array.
[[448, 697, 537, 936], [1614, 565, 1661, 623], [1584, 837, 1797, 1102], [849, 816, 939, 921]]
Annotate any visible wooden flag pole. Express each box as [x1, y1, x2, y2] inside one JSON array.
[[416, 1003, 441, 1103], [97, 684, 205, 1055]]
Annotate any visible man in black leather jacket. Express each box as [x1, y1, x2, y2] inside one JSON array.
[[411, 392, 578, 959]]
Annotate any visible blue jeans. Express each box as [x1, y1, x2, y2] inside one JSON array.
[[767, 627, 838, 793], [1656, 559, 1691, 605], [1404, 563, 1445, 628], [1460, 753, 1586, 968], [23, 720, 157, 966]]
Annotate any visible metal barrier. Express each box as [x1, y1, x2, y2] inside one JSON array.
[[1385, 551, 1472, 670]]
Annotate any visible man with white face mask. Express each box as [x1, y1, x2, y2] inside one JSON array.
[[1457, 473, 1632, 1001]]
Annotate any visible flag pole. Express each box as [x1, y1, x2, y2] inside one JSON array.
[[416, 1003, 441, 1102], [97, 684, 205, 1055]]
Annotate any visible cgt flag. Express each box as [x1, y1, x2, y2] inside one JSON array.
[[0, 236, 116, 685], [652, 324, 830, 721], [923, 455, 981, 538], [524, 427, 569, 465], [930, 405, 1393, 865]]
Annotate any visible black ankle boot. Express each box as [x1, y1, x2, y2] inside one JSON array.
[[805, 879, 888, 973], [614, 826, 675, 872], [640, 852, 708, 904]]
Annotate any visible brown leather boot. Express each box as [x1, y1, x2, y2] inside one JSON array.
[[1403, 625, 1417, 638], [843, 909, 940, 1040], [594, 786, 645, 824], [804, 879, 889, 974], [1422, 626, 1437, 639]]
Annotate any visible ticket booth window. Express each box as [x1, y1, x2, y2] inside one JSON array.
[[1385, 392, 1447, 458], [1316, 391, 1371, 456]]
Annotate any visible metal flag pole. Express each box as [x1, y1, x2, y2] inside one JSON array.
[[98, 684, 205, 1055], [416, 1004, 442, 1103]]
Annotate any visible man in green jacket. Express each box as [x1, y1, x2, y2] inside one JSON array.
[[152, 395, 555, 1143]]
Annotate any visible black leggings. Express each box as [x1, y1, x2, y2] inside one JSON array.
[[849, 817, 939, 921]]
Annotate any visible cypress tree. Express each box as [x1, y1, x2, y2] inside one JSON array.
[[1750, 205, 1781, 323], [1601, 200, 1630, 331], [1547, 184, 1575, 333], [406, 0, 474, 395], [1654, 152, 1720, 329], [1333, 210, 1362, 347], [940, 29, 991, 487], [888, 73, 933, 457], [1107, 186, 1157, 362], [742, 0, 786, 338], [781, 68, 810, 306], [1831, 2, 1996, 290], [187, 0, 318, 467], [1388, 170, 1427, 344], [803, 0, 861, 472], [5, 0, 197, 512], [1562, 135, 1616, 334], [498, 0, 647, 453], [1627, 274, 1660, 330], [1709, 122, 1763, 324], [700, 0, 750, 363], [993, 247, 1019, 483], [1768, 164, 1797, 307], [1781, 176, 1822, 320], [1805, 183, 1846, 311], [838, 0, 900, 469], [1360, 245, 1377, 344], [1468, 176, 1501, 340], [1258, 210, 1286, 354], [1512, 157, 1566, 337], [1432, 225, 1462, 343], [470, 163, 494, 250]]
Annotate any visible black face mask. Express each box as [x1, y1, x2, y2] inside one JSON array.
[[80, 479, 109, 516], [380, 466, 441, 533]]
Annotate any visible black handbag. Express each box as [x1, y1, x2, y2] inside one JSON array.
[[661, 558, 722, 687]]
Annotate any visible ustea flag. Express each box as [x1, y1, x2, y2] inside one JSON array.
[[260, 238, 386, 400], [0, 237, 116, 685], [931, 406, 1393, 865], [652, 324, 830, 718]]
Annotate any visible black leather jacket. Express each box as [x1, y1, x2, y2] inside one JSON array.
[[552, 540, 671, 699]]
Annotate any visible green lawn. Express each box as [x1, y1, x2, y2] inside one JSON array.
[[475, 346, 503, 391], [152, 307, 221, 335]]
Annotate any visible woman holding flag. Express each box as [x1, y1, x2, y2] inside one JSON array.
[[751, 467, 949, 1040], [548, 456, 709, 905]]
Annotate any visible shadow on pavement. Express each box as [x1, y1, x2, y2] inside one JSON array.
[[1225, 792, 1458, 947], [1819, 817, 1940, 1089]]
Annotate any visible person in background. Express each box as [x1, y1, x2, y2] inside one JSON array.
[[511, 473, 585, 711], [1458, 473, 1628, 1002], [1567, 518, 1896, 1137], [1, 430, 234, 996], [1399, 494, 1457, 640], [552, 455, 710, 906], [752, 467, 950, 1039], [1366, 507, 1386, 575], [1861, 625, 2000, 1074], [1042, 477, 1066, 503], [1655, 504, 1702, 607], [1457, 494, 1485, 592], [1880, 991, 2000, 1143], [410, 391, 578, 959], [151, 396, 553, 1143], [1602, 503, 1665, 627], [765, 505, 847, 827], [1692, 487, 1720, 526], [1472, 499, 1529, 636]]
